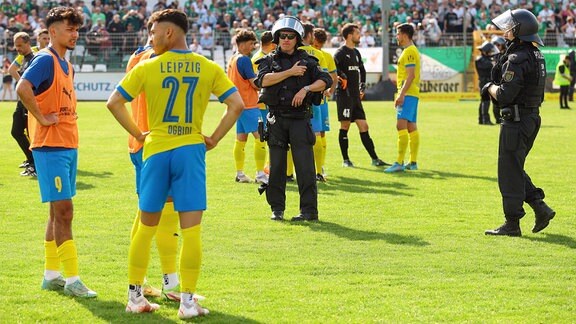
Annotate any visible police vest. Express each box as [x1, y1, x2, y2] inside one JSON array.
[[553, 62, 571, 86]]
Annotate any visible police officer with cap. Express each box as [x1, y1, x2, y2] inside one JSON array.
[[475, 41, 499, 125], [483, 9, 556, 236], [254, 16, 332, 221]]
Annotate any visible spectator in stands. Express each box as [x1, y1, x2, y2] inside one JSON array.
[[102, 4, 114, 25], [414, 23, 426, 47], [123, 9, 144, 32], [108, 14, 125, 54], [199, 21, 212, 36], [91, 6, 106, 26], [189, 37, 202, 53], [14, 8, 27, 24], [216, 13, 233, 49], [359, 29, 375, 48], [264, 13, 276, 30], [22, 21, 34, 38], [562, 16, 576, 46], [200, 32, 214, 51], [123, 22, 139, 55], [251, 10, 262, 28], [424, 14, 442, 46]]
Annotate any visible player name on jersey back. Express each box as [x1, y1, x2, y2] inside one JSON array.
[[160, 61, 201, 74]]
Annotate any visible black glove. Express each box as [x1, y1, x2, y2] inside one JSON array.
[[481, 82, 493, 98], [359, 82, 366, 93]]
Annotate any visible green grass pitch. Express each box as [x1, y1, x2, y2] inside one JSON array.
[[0, 100, 574, 322]]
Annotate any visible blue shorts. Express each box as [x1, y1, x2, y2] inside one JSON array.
[[32, 148, 78, 203], [397, 95, 419, 123], [139, 144, 207, 213], [311, 104, 322, 133], [130, 149, 144, 195], [236, 108, 260, 134], [320, 102, 330, 132]]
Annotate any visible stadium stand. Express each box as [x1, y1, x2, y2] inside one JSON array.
[[0, 1, 572, 72]]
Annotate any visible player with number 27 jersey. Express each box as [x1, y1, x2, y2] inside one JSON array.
[[117, 50, 237, 160]]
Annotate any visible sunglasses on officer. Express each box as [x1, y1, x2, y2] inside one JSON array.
[[279, 33, 297, 40]]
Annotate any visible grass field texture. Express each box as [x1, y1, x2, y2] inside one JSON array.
[[0, 100, 574, 323]]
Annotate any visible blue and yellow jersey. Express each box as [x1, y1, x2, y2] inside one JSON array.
[[321, 49, 337, 74], [397, 44, 420, 97], [117, 50, 237, 160], [299, 44, 328, 71], [251, 49, 267, 110], [13, 46, 39, 67], [251, 49, 266, 74]]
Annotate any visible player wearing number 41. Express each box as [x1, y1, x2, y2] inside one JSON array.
[[106, 9, 243, 319], [334, 23, 390, 168], [385, 23, 421, 173], [16, 7, 97, 298]]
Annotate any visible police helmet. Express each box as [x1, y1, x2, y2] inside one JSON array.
[[492, 9, 543, 46], [271, 16, 305, 45], [477, 41, 499, 56], [491, 35, 506, 47]]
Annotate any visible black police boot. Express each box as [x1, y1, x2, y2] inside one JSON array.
[[485, 220, 522, 237], [270, 211, 284, 221], [528, 199, 556, 233], [291, 213, 318, 222]]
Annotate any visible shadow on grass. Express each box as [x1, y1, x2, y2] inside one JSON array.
[[76, 181, 95, 190], [75, 298, 262, 323], [77, 169, 114, 178], [521, 233, 576, 249], [384, 169, 497, 182], [287, 176, 414, 196], [292, 221, 430, 246]]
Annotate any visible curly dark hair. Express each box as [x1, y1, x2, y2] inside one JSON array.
[[46, 7, 83, 28]]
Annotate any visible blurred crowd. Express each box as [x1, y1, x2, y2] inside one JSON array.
[[2, 0, 576, 63]]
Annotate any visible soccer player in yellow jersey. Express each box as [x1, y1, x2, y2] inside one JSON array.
[[385, 23, 421, 173], [125, 31, 181, 301], [107, 9, 243, 318], [312, 27, 338, 180], [298, 22, 328, 180], [251, 31, 276, 175], [228, 29, 268, 184]]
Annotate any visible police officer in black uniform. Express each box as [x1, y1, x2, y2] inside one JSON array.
[[483, 9, 555, 236], [475, 41, 499, 125], [490, 35, 507, 123], [254, 16, 332, 221]]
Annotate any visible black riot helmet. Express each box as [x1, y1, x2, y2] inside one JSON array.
[[492, 9, 543, 46], [477, 41, 499, 56], [491, 35, 506, 47], [271, 16, 305, 46]]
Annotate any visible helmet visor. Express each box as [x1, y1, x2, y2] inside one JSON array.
[[492, 10, 519, 32]]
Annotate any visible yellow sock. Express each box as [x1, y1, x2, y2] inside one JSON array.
[[397, 129, 409, 164], [320, 136, 327, 171], [128, 223, 157, 285], [409, 130, 420, 163], [254, 140, 266, 171], [57, 240, 78, 278], [130, 209, 141, 240], [44, 240, 60, 271], [313, 135, 323, 174], [233, 139, 246, 172], [180, 225, 202, 294], [156, 202, 179, 275], [287, 147, 294, 176]]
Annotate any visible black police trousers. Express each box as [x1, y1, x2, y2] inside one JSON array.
[[266, 115, 318, 215], [498, 111, 545, 221]]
